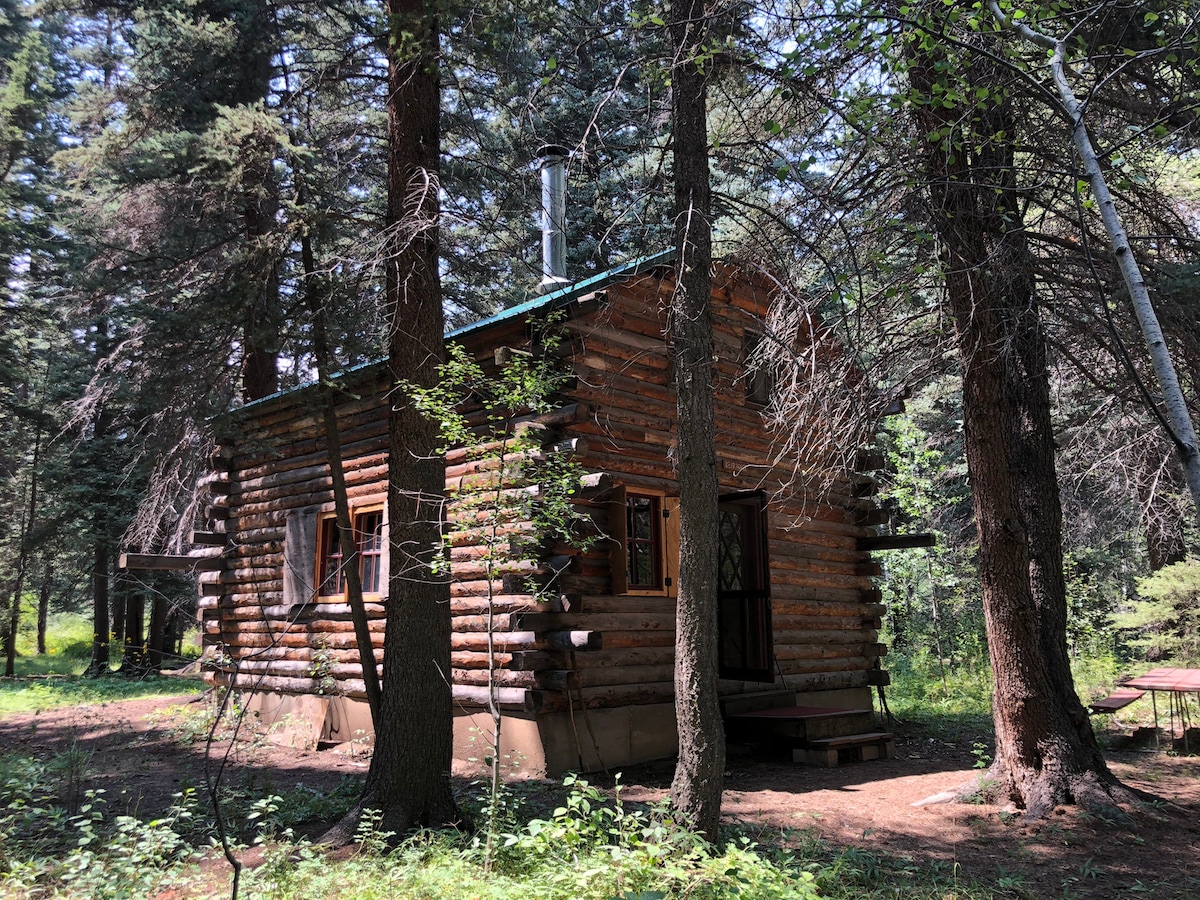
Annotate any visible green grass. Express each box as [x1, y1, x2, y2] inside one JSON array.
[[883, 655, 994, 741], [0, 673, 204, 717], [1, 612, 205, 716]]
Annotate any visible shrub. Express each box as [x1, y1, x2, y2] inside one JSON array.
[[1116, 558, 1200, 664]]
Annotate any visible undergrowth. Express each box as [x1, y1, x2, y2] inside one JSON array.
[[0, 749, 1037, 900]]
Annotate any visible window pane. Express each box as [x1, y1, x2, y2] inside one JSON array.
[[629, 496, 654, 539], [718, 509, 745, 591], [625, 493, 661, 589], [357, 512, 384, 594], [318, 523, 345, 596]]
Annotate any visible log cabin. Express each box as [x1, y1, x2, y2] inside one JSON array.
[[182, 249, 894, 774]]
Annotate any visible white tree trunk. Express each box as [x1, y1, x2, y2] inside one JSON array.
[[988, 2, 1200, 521]]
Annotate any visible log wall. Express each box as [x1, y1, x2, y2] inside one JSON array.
[[198, 262, 885, 721]]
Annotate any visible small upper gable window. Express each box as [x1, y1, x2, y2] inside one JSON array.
[[744, 331, 772, 408]]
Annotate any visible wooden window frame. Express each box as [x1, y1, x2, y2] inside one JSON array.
[[743, 330, 773, 408], [315, 506, 385, 601], [611, 486, 678, 596]]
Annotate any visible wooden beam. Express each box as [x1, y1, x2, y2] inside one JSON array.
[[119, 553, 223, 571], [857, 533, 936, 551], [197, 474, 232, 495], [191, 531, 229, 547]]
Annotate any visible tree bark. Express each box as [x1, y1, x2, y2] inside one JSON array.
[[36, 559, 50, 656], [326, 0, 457, 840], [234, 0, 281, 402], [147, 592, 169, 669], [121, 582, 146, 674], [908, 31, 1131, 817], [6, 405, 43, 676], [668, 0, 725, 843], [299, 213, 383, 723]]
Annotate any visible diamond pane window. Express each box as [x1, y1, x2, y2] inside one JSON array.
[[718, 509, 746, 591]]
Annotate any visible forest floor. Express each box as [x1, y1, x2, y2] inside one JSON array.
[[1, 689, 1198, 898]]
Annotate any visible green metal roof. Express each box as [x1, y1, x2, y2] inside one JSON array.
[[232, 249, 676, 415], [445, 248, 675, 340]]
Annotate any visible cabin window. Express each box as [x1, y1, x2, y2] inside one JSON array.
[[744, 331, 772, 408], [610, 486, 678, 595], [317, 509, 385, 598], [626, 493, 663, 591]]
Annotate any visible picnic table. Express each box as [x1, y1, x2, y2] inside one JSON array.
[[1120, 667, 1200, 751]]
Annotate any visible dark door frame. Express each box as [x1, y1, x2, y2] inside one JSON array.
[[716, 490, 773, 682]]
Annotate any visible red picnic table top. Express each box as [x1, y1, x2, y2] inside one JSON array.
[[1122, 667, 1200, 692]]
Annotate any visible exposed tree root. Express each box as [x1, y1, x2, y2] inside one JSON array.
[[913, 765, 1156, 828]]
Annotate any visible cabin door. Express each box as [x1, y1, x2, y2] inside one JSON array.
[[716, 492, 773, 682]]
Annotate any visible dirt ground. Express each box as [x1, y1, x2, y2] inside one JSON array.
[[3, 692, 1198, 899]]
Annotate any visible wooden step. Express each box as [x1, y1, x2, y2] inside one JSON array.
[[793, 731, 895, 767], [720, 690, 796, 717], [726, 705, 874, 743]]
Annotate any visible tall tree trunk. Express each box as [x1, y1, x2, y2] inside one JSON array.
[[36, 559, 50, 656], [234, 0, 281, 402], [4, 573, 20, 677], [668, 0, 724, 842], [121, 583, 145, 674], [147, 592, 168, 670], [6, 399, 43, 676], [909, 33, 1131, 817], [298, 209, 383, 722], [87, 531, 110, 676], [110, 587, 125, 660], [327, 0, 457, 840]]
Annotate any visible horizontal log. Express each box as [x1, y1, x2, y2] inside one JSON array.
[[215, 631, 383, 651], [784, 670, 866, 692], [511, 612, 675, 633], [205, 505, 230, 521], [447, 630, 601, 652], [120, 553, 223, 572], [452, 684, 538, 712], [532, 679, 676, 711], [191, 531, 229, 547], [206, 669, 367, 698], [855, 450, 884, 471], [777, 657, 872, 676]]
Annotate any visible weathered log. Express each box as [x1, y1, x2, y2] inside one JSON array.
[[451, 684, 538, 712], [448, 630, 601, 652], [121, 553, 223, 572], [856, 532, 936, 551]]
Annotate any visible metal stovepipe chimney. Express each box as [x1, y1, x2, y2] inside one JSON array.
[[537, 144, 570, 294]]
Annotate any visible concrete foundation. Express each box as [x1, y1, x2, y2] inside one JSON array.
[[235, 687, 870, 776]]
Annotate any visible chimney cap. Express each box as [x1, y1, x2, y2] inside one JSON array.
[[536, 143, 569, 161]]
